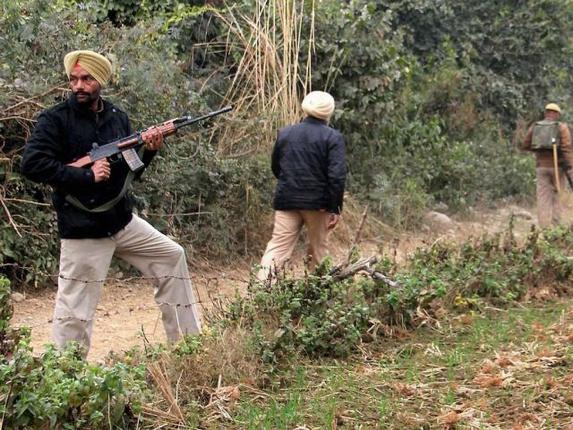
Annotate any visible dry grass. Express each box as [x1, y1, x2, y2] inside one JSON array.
[[212, 0, 315, 155], [141, 326, 268, 427], [219, 300, 573, 429]]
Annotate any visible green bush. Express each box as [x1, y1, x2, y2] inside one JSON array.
[[2, 0, 572, 285], [0, 0, 274, 285], [0, 274, 149, 429], [220, 224, 573, 362], [0, 342, 148, 429]]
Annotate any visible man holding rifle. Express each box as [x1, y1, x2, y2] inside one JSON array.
[[21, 50, 201, 356], [521, 103, 573, 228]]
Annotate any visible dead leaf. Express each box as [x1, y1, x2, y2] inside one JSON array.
[[480, 359, 498, 374], [473, 374, 503, 388], [494, 355, 513, 367], [437, 410, 460, 425], [393, 382, 416, 397]]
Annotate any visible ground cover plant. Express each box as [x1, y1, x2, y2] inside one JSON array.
[[98, 223, 573, 428], [0, 276, 151, 429], [6, 223, 573, 428], [2, 0, 573, 428]]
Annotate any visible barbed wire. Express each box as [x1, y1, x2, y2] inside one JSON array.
[[3, 263, 252, 322]]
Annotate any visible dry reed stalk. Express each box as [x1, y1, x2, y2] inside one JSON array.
[[146, 361, 186, 425], [212, 0, 315, 155]]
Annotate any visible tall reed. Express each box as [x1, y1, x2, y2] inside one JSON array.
[[214, 0, 315, 155]]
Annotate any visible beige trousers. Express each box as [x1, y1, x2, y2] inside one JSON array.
[[536, 166, 566, 228], [54, 214, 201, 353], [258, 210, 331, 281]]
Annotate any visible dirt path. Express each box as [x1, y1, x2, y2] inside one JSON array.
[[11, 203, 537, 362]]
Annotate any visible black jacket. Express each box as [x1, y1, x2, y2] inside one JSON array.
[[20, 94, 155, 239], [271, 117, 346, 214]]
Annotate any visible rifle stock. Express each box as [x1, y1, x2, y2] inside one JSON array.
[[67, 106, 232, 168]]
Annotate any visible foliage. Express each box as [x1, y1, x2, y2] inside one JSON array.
[[0, 276, 19, 357], [387, 0, 573, 119], [0, 0, 274, 285], [221, 224, 573, 362], [0, 274, 149, 429], [2, 0, 572, 286], [0, 342, 148, 429], [231, 301, 573, 429]]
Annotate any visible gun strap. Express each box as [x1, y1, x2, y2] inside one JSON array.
[[65, 171, 135, 213], [65, 147, 144, 213]]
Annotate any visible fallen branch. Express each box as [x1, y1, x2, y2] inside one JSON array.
[[330, 254, 402, 289], [368, 269, 402, 289], [332, 255, 378, 280]]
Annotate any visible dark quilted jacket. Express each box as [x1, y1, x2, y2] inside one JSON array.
[[271, 116, 346, 214], [20, 94, 155, 238]]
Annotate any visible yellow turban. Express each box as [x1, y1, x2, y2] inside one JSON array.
[[63, 50, 112, 86], [301, 91, 335, 121]]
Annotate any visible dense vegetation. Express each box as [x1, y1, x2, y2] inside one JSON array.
[[2, 222, 573, 427], [3, 0, 573, 285], [2, 2, 573, 428]]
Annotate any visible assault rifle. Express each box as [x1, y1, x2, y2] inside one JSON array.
[[67, 106, 232, 171]]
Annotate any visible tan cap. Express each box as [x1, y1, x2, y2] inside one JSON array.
[[545, 103, 561, 113]]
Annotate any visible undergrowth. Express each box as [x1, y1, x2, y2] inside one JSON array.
[[0, 277, 149, 429], [217, 224, 573, 364], [2, 224, 573, 428]]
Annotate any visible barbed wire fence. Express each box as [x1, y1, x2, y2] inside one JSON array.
[[2, 263, 253, 330]]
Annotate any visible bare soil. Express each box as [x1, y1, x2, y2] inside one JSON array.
[[11, 203, 537, 362]]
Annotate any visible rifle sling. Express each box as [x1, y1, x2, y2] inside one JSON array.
[[64, 148, 143, 213], [65, 171, 135, 213]]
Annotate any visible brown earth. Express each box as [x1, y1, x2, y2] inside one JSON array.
[[11, 202, 538, 362]]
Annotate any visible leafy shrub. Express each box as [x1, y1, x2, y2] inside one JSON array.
[[221, 225, 573, 362], [0, 273, 149, 429], [0, 0, 274, 285], [0, 342, 148, 429]]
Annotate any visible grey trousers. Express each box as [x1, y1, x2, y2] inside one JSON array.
[[54, 214, 201, 353]]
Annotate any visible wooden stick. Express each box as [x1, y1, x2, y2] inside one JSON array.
[[332, 256, 377, 280], [0, 197, 22, 237], [553, 144, 561, 194]]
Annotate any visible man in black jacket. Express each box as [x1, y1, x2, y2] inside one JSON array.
[[257, 91, 346, 281], [21, 50, 201, 355]]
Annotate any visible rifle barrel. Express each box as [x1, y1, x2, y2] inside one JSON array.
[[174, 106, 233, 130]]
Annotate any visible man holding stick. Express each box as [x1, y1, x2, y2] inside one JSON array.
[[522, 103, 573, 227]]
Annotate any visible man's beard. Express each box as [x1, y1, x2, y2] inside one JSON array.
[[74, 91, 98, 105]]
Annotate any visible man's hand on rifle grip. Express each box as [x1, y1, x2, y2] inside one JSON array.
[[141, 126, 164, 151], [92, 159, 111, 183]]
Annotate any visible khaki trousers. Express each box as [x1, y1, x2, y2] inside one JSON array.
[[536, 166, 566, 228], [258, 210, 331, 281], [54, 214, 201, 353]]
